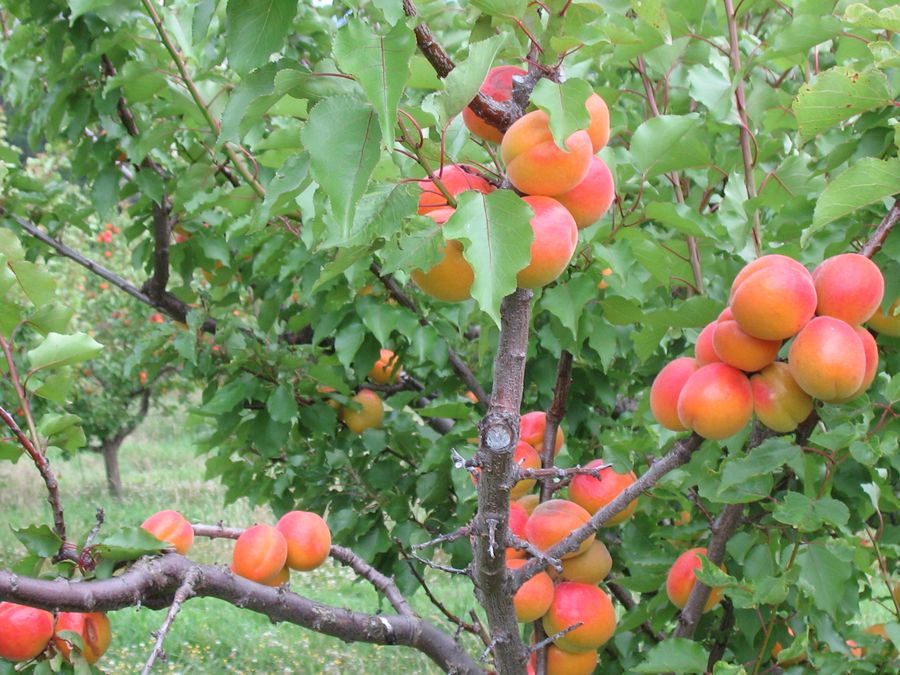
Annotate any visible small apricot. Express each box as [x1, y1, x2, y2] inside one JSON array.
[[812, 253, 884, 325], [543, 582, 617, 652], [751, 363, 813, 433], [417, 164, 493, 214], [788, 317, 866, 402], [507, 558, 555, 623], [519, 410, 564, 455], [462, 66, 526, 143], [411, 208, 475, 302], [517, 196, 579, 289], [554, 155, 615, 229], [340, 389, 384, 433], [54, 612, 112, 664]]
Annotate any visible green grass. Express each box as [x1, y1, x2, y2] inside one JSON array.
[[0, 409, 483, 674]]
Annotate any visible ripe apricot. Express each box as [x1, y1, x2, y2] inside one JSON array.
[[501, 110, 593, 196], [730, 257, 816, 340], [867, 297, 900, 336], [276, 511, 332, 571], [528, 643, 598, 675], [729, 254, 810, 298], [666, 547, 724, 613], [231, 524, 289, 584], [554, 156, 615, 229], [411, 208, 474, 302], [788, 317, 866, 402], [650, 357, 700, 431], [812, 253, 884, 325], [712, 309, 781, 372], [140, 509, 194, 555], [507, 500, 530, 560], [368, 349, 403, 385], [517, 493, 540, 514], [54, 612, 112, 664], [525, 499, 595, 560], [0, 602, 54, 662], [569, 460, 638, 526], [557, 540, 613, 584], [519, 410, 564, 455], [462, 65, 526, 143], [694, 322, 721, 365], [263, 565, 291, 587], [517, 196, 579, 289], [417, 164, 493, 214], [507, 558, 555, 623], [677, 363, 753, 440], [585, 93, 610, 152], [340, 389, 384, 433], [834, 327, 879, 402], [751, 363, 813, 433], [510, 441, 542, 498], [543, 582, 617, 652]]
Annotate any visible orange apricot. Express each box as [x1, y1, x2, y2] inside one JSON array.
[[462, 65, 527, 143], [788, 317, 867, 402], [867, 297, 900, 336], [0, 602, 54, 662], [677, 363, 753, 440], [510, 441, 542, 499], [517, 196, 579, 289], [730, 258, 817, 340], [417, 164, 493, 215], [368, 348, 403, 385], [411, 208, 475, 302], [262, 565, 291, 587], [525, 499, 594, 559], [585, 93, 610, 152], [519, 410, 564, 455], [568, 459, 638, 526], [340, 389, 384, 433], [812, 253, 885, 325], [231, 524, 289, 584], [507, 500, 530, 560], [554, 156, 615, 229], [557, 540, 613, 584], [507, 558, 555, 623], [695, 321, 721, 365], [54, 612, 112, 664], [834, 327, 879, 402], [712, 312, 781, 372], [140, 509, 194, 555], [597, 266, 613, 290], [729, 254, 810, 299], [528, 643, 598, 675], [650, 357, 701, 431], [517, 493, 540, 515], [543, 582, 617, 652], [751, 363, 813, 433], [276, 511, 332, 571], [666, 547, 724, 613]]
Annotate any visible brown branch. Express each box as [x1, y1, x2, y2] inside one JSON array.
[[539, 351, 573, 503], [520, 463, 612, 481], [860, 197, 900, 259], [607, 582, 665, 642], [330, 545, 414, 616], [140, 567, 200, 674], [707, 597, 736, 669], [144, 198, 173, 301]]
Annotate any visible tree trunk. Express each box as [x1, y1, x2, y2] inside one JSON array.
[[101, 435, 125, 499]]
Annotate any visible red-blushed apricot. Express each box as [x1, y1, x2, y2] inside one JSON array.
[[712, 313, 781, 372], [140, 509, 194, 555], [368, 348, 402, 385], [519, 410, 564, 455], [585, 93, 610, 152], [507, 558, 555, 622], [543, 582, 617, 653], [788, 317, 867, 402], [411, 208, 474, 302], [511, 441, 542, 498], [677, 363, 753, 440], [650, 357, 700, 431], [276, 511, 332, 571], [867, 297, 900, 336], [729, 254, 810, 299], [517, 196, 579, 289], [568, 460, 638, 526], [462, 65, 527, 143], [557, 540, 613, 584], [554, 156, 615, 229], [417, 164, 493, 214], [54, 612, 112, 664], [666, 547, 724, 613], [834, 327, 879, 402], [517, 493, 540, 515], [340, 389, 384, 433], [751, 363, 813, 433], [730, 261, 817, 340], [695, 322, 721, 365], [525, 499, 595, 559], [501, 110, 593, 196], [812, 253, 885, 325], [528, 643, 598, 675], [231, 524, 289, 584], [262, 565, 290, 587], [507, 501, 530, 560], [0, 602, 54, 662]]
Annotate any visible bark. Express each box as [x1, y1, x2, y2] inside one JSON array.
[[100, 435, 125, 499]]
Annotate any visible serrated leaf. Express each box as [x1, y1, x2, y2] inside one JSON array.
[[631, 115, 711, 177], [842, 4, 900, 32], [27, 332, 103, 372], [8, 259, 57, 306], [530, 78, 593, 149], [796, 539, 853, 617], [253, 153, 310, 228], [635, 638, 708, 673], [26, 303, 75, 335], [95, 527, 167, 561], [12, 524, 61, 558], [380, 219, 444, 276], [645, 202, 706, 238], [268, 384, 298, 423], [773, 492, 850, 531], [718, 438, 801, 501], [470, 0, 527, 17], [633, 0, 671, 43], [793, 67, 892, 140], [219, 62, 281, 145], [225, 0, 298, 74]]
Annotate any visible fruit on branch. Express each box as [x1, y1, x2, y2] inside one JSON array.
[[867, 297, 900, 336], [368, 348, 403, 385], [527, 643, 598, 675], [730, 256, 817, 340], [510, 441, 542, 498], [53, 612, 112, 664], [788, 317, 867, 402], [584, 93, 611, 152], [262, 565, 291, 587], [231, 524, 289, 585], [844, 326, 879, 401], [411, 208, 474, 302], [340, 389, 384, 433], [517, 493, 540, 514], [0, 602, 54, 662], [463, 65, 527, 143], [569, 460, 638, 526], [666, 547, 724, 613], [516, 196, 579, 289], [676, 363, 753, 440], [417, 164, 493, 214], [275, 510, 332, 571], [519, 410, 565, 455], [812, 253, 885, 325], [694, 321, 720, 365], [542, 582, 617, 652], [507, 558, 555, 623], [649, 357, 700, 431], [507, 500, 530, 559], [501, 110, 593, 196], [597, 266, 613, 290], [554, 156, 615, 229], [750, 363, 813, 433], [712, 308, 781, 372], [140, 509, 194, 555], [556, 540, 613, 585], [525, 499, 595, 559]]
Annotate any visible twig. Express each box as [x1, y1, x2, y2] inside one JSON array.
[[0, 334, 41, 451], [529, 621, 584, 652], [330, 546, 414, 616], [539, 351, 573, 503], [860, 198, 900, 259], [411, 526, 472, 551], [192, 523, 242, 540], [521, 463, 612, 481], [140, 567, 200, 674]]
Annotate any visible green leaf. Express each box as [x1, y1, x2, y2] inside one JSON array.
[[219, 62, 281, 146], [334, 20, 415, 149], [530, 78, 593, 149], [12, 524, 61, 558], [773, 492, 850, 531], [793, 67, 892, 140], [267, 384, 298, 423], [842, 4, 900, 32], [630, 115, 711, 177], [192, 0, 218, 44], [633, 0, 671, 44], [635, 638, 708, 673], [225, 0, 298, 74], [254, 153, 310, 228], [470, 0, 527, 17], [68, 0, 114, 22], [0, 229, 25, 260], [94, 527, 166, 561], [25, 303, 74, 335], [796, 539, 853, 617], [8, 260, 57, 306], [380, 218, 444, 276], [717, 438, 801, 502], [645, 202, 707, 237], [769, 15, 842, 58], [443, 190, 534, 326], [27, 332, 103, 372]]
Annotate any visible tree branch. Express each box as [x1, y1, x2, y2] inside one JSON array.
[[860, 197, 900, 259], [539, 350, 573, 503], [141, 567, 200, 674]]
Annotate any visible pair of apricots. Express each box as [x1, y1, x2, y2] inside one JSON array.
[[0, 603, 111, 664], [651, 253, 886, 440]]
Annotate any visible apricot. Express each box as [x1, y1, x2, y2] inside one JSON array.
[[666, 547, 724, 613], [140, 509, 194, 555], [510, 441, 542, 498], [729, 254, 810, 298], [231, 524, 289, 584], [867, 297, 900, 336], [507, 558, 555, 623], [528, 643, 598, 675], [276, 511, 332, 571], [812, 253, 885, 325], [585, 93, 611, 152], [263, 565, 291, 587], [54, 612, 112, 664], [557, 540, 613, 584], [368, 348, 403, 385], [501, 110, 593, 196], [340, 389, 384, 433], [525, 499, 595, 559], [835, 327, 879, 402], [568, 460, 638, 526], [788, 317, 867, 402], [517, 493, 540, 514], [751, 363, 814, 433], [650, 357, 700, 431], [554, 156, 615, 229], [417, 164, 493, 214], [597, 266, 613, 290], [730, 257, 817, 340], [507, 500, 530, 560], [462, 65, 526, 143], [677, 363, 753, 440], [519, 410, 564, 455], [411, 208, 475, 302], [713, 310, 781, 372], [517, 196, 579, 289], [0, 602, 54, 662], [694, 322, 721, 365], [543, 582, 617, 652]]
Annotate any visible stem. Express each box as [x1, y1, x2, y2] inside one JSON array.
[[860, 198, 900, 258], [0, 334, 41, 450], [140, 567, 199, 675]]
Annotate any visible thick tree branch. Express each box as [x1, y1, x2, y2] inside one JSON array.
[[860, 197, 900, 259]]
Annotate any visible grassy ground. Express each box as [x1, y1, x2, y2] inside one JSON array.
[[0, 409, 483, 674]]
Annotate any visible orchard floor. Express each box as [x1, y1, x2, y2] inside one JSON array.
[[0, 408, 482, 674]]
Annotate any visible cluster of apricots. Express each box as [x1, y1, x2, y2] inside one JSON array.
[[0, 603, 111, 665], [412, 66, 615, 302], [319, 348, 403, 434], [650, 253, 886, 439]]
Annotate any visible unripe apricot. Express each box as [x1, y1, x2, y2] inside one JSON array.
[[341, 389, 384, 433], [650, 357, 700, 431], [517, 196, 579, 289], [507, 558, 555, 623], [276, 511, 332, 571], [140, 509, 194, 555], [569, 460, 638, 526], [666, 547, 724, 613], [730, 258, 817, 340], [368, 348, 402, 385], [812, 253, 884, 325], [557, 540, 613, 584], [462, 65, 526, 143], [417, 164, 493, 214], [54, 612, 112, 664], [411, 208, 474, 302], [867, 298, 900, 336], [510, 441, 542, 498], [585, 93, 610, 152], [543, 582, 617, 652], [528, 643, 598, 675], [0, 602, 54, 662], [695, 322, 721, 365], [554, 156, 615, 229], [231, 524, 289, 584], [507, 500, 530, 560], [713, 310, 781, 372], [788, 317, 866, 402], [519, 410, 564, 455], [501, 110, 593, 196], [525, 499, 594, 560], [751, 363, 813, 433], [677, 363, 753, 440]]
